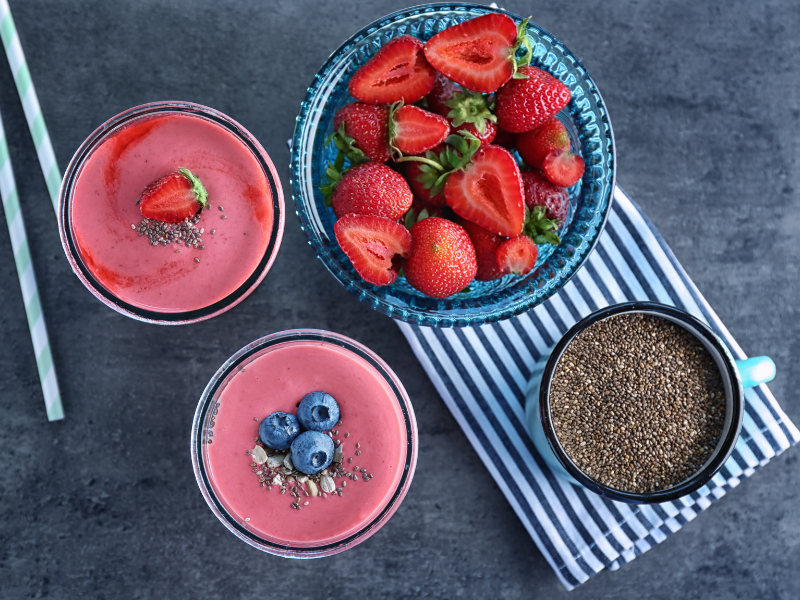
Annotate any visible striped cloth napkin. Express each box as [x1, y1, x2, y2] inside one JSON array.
[[396, 186, 800, 590]]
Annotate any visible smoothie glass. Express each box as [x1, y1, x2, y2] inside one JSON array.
[[59, 101, 285, 324], [191, 330, 418, 557], [525, 302, 777, 503]]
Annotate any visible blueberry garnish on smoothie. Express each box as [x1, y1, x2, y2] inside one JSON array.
[[244, 390, 373, 511], [291, 431, 335, 475], [259, 411, 301, 450], [297, 391, 340, 432]]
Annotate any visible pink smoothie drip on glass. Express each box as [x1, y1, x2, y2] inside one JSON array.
[[71, 112, 273, 312], [206, 341, 407, 546]]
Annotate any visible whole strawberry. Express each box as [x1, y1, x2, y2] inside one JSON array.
[[331, 163, 413, 220], [517, 117, 570, 169], [520, 170, 569, 222], [404, 143, 447, 207], [459, 219, 506, 281], [426, 73, 462, 117], [138, 167, 208, 223], [453, 121, 497, 146], [333, 102, 391, 163], [495, 66, 571, 133], [405, 217, 477, 298]]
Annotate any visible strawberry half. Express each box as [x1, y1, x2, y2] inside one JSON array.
[[331, 163, 413, 220], [349, 35, 436, 105], [517, 117, 570, 169], [333, 102, 391, 163], [390, 104, 450, 155], [424, 13, 532, 94], [495, 66, 572, 133], [497, 235, 538, 275], [520, 170, 569, 222], [444, 144, 525, 238], [404, 217, 477, 298], [138, 168, 208, 223], [542, 149, 585, 187], [460, 218, 506, 281], [334, 214, 411, 286]]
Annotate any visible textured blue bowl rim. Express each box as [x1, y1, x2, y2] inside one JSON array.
[[290, 2, 616, 327]]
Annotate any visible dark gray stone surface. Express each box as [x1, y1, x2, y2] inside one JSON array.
[[0, 1, 798, 598]]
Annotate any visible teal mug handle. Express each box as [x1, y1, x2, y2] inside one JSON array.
[[735, 356, 776, 388]]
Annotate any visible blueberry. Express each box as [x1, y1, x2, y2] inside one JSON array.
[[297, 391, 340, 432], [258, 412, 300, 450], [290, 431, 335, 475]]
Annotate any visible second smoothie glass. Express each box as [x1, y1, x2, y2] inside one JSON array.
[[191, 329, 418, 558]]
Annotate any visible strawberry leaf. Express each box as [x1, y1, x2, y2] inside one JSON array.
[[523, 205, 562, 245], [511, 17, 533, 76], [445, 90, 497, 133]]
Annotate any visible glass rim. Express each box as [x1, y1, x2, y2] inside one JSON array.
[[289, 2, 616, 327], [58, 100, 285, 325], [190, 329, 419, 557]]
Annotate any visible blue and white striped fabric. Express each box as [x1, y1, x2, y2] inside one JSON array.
[[396, 186, 800, 590]]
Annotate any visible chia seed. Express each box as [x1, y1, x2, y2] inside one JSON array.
[[550, 313, 726, 494]]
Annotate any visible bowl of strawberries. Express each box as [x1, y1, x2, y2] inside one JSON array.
[[290, 3, 615, 327]]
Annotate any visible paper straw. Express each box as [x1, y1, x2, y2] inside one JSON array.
[[0, 0, 61, 212], [0, 112, 63, 420]]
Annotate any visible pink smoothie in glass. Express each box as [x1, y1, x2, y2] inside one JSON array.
[[70, 111, 274, 312], [206, 340, 407, 546]]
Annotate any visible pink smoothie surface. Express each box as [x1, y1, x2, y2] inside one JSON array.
[[205, 340, 408, 546], [70, 111, 274, 312]]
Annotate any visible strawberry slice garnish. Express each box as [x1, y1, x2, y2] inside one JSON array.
[[138, 167, 208, 223], [331, 162, 413, 220], [542, 149, 585, 187], [389, 104, 450, 156], [520, 170, 569, 222], [334, 214, 411, 286], [517, 117, 570, 169], [424, 14, 533, 94], [349, 35, 436, 105], [333, 102, 391, 163], [496, 235, 538, 275], [495, 66, 572, 133], [404, 217, 477, 298], [459, 218, 506, 281], [444, 144, 525, 238]]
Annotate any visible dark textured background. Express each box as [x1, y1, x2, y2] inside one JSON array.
[[1, 1, 798, 598]]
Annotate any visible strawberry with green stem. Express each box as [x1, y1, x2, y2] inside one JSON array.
[[138, 167, 208, 223], [424, 14, 534, 94]]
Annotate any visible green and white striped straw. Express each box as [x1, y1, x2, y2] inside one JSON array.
[[0, 112, 63, 420], [1, 0, 61, 212]]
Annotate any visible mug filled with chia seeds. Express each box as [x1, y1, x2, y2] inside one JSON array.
[[525, 302, 776, 503]]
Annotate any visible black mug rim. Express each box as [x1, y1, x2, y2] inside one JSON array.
[[539, 301, 744, 504]]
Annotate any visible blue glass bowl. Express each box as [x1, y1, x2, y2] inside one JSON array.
[[290, 3, 615, 327]]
